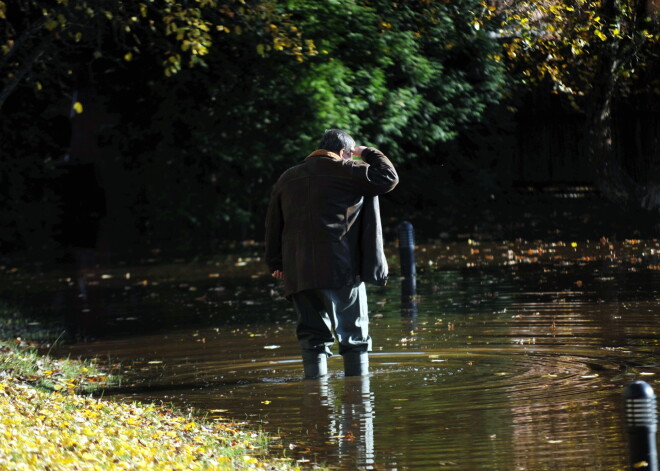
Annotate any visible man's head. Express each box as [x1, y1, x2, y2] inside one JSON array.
[[319, 129, 355, 160]]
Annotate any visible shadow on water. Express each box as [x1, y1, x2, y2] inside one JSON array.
[[3, 239, 660, 469]]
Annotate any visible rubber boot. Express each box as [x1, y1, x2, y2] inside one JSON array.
[[343, 351, 369, 377], [302, 351, 328, 379]]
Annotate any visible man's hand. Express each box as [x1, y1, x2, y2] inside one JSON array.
[[351, 146, 368, 157], [272, 270, 283, 280]]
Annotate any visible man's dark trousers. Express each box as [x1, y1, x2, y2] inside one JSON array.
[[292, 282, 370, 377]]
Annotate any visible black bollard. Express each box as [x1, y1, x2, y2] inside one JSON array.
[[624, 380, 658, 471], [398, 221, 417, 302]]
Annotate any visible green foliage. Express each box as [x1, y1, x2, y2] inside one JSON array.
[[288, 0, 506, 159]]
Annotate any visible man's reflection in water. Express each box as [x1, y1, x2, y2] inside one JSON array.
[[301, 375, 375, 469], [339, 376, 375, 468], [301, 376, 336, 445]]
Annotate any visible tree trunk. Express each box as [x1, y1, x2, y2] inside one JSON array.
[[585, 93, 639, 207], [585, 0, 641, 208], [585, 66, 640, 206]]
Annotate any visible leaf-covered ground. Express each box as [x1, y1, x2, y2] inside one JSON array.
[[0, 344, 305, 470]]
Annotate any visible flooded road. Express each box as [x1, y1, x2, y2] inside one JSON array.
[[4, 239, 660, 469]]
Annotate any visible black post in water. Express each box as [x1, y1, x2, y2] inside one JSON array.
[[625, 380, 658, 471], [398, 221, 416, 305]]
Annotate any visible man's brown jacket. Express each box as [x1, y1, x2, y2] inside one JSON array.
[[265, 147, 399, 298]]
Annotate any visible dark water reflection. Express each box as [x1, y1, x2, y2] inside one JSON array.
[[4, 240, 660, 469]]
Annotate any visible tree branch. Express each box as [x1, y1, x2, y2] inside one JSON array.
[[0, 16, 47, 72], [0, 35, 53, 110]]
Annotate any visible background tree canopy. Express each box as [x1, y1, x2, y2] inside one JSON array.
[[1, 0, 658, 255], [0, 0, 506, 253]]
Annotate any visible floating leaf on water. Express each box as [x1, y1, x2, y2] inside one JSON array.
[[547, 439, 563, 444], [263, 345, 280, 350], [640, 372, 655, 376], [261, 400, 271, 405], [633, 461, 649, 469], [209, 409, 228, 413], [580, 374, 599, 379], [148, 361, 163, 365]]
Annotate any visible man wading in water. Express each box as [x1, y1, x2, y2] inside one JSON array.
[[265, 129, 399, 378]]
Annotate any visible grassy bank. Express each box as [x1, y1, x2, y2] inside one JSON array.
[[0, 343, 306, 470], [0, 340, 117, 394]]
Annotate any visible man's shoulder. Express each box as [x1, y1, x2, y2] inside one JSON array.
[[277, 161, 305, 179], [275, 156, 369, 186], [314, 156, 370, 172]]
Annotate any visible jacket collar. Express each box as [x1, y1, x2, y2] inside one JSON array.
[[306, 149, 342, 161]]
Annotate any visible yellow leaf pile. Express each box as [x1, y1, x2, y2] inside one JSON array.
[[0, 375, 300, 470]]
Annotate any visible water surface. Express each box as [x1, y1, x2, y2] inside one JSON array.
[[4, 239, 660, 470]]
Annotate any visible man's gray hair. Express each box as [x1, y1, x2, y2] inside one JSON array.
[[318, 129, 355, 156]]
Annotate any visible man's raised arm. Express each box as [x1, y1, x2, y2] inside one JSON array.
[[351, 146, 399, 196]]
